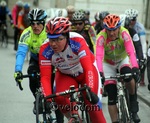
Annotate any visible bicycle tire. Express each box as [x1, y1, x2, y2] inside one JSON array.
[[124, 89, 133, 123], [36, 91, 54, 123], [79, 93, 91, 123], [119, 95, 129, 123], [35, 92, 42, 123]]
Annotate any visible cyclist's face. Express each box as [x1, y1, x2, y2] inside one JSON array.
[[67, 11, 74, 20], [49, 36, 67, 53], [106, 27, 120, 40], [30, 21, 44, 35], [74, 21, 84, 32]]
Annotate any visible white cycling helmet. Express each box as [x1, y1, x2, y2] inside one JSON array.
[[124, 8, 138, 20], [119, 14, 130, 27], [55, 9, 68, 17], [119, 14, 127, 26], [0, 0, 7, 7], [16, 0, 24, 7]]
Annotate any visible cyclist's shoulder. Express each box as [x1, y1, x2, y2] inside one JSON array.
[[40, 40, 54, 58], [69, 31, 85, 41], [134, 22, 146, 33]]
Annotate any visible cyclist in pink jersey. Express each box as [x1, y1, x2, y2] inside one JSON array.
[[39, 17, 106, 123], [96, 14, 141, 123]]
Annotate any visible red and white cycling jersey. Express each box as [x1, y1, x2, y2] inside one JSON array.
[[39, 32, 101, 97]]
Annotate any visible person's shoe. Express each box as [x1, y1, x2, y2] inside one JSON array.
[[132, 113, 141, 123]]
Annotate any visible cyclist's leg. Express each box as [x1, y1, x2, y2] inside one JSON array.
[[80, 63, 106, 123], [103, 62, 118, 123], [27, 57, 40, 98], [105, 84, 118, 123], [119, 57, 140, 122], [14, 27, 19, 50], [54, 71, 79, 119], [51, 67, 64, 123]]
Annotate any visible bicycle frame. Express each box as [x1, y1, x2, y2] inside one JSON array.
[[105, 73, 133, 123], [117, 81, 131, 122], [45, 84, 92, 123]]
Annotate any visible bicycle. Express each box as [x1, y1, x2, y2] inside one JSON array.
[[44, 84, 93, 123], [105, 73, 133, 123], [15, 73, 57, 123], [0, 22, 8, 48]]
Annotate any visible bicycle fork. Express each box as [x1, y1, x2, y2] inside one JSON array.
[[117, 82, 130, 121], [68, 86, 82, 123]]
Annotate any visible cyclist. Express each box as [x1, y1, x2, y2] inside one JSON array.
[[71, 10, 96, 54], [94, 11, 110, 34], [120, 14, 144, 65], [55, 8, 68, 18], [17, 3, 30, 34], [0, 0, 13, 26], [39, 17, 106, 123], [96, 14, 141, 123], [12, 0, 24, 51], [14, 8, 47, 111], [125, 8, 147, 86], [66, 5, 75, 23], [147, 46, 150, 91]]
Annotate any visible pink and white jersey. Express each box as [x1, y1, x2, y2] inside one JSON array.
[[96, 26, 139, 72]]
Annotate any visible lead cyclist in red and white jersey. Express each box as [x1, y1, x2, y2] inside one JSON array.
[[39, 17, 106, 123]]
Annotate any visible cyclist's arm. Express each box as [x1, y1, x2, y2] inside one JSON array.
[[122, 31, 139, 68], [88, 26, 96, 54], [139, 33, 147, 59], [39, 43, 53, 97], [130, 29, 144, 60], [15, 30, 31, 71], [136, 23, 147, 59], [76, 36, 96, 92], [6, 7, 13, 21], [95, 35, 105, 73]]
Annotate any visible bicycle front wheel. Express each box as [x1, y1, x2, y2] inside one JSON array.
[[118, 95, 130, 123], [36, 92, 53, 123]]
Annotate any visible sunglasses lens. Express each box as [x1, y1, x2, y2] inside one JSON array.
[[31, 21, 42, 26], [74, 22, 83, 25]]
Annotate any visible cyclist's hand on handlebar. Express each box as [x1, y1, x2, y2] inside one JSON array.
[[100, 72, 105, 85], [14, 71, 23, 83], [45, 101, 54, 113], [139, 59, 146, 73], [132, 67, 141, 83], [86, 91, 99, 104]]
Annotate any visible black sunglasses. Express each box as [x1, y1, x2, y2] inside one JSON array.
[[30, 21, 43, 26], [131, 17, 137, 21], [74, 22, 83, 26]]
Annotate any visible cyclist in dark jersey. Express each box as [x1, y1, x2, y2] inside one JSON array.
[[120, 14, 144, 62], [94, 11, 109, 34], [71, 10, 96, 54], [0, 0, 13, 28]]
